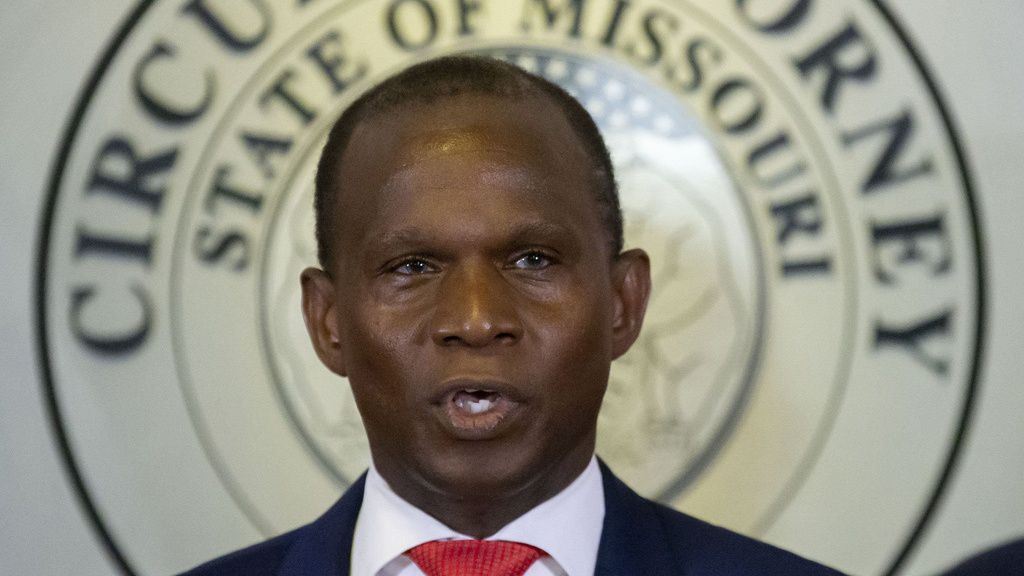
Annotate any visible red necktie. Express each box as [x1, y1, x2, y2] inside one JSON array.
[[406, 539, 547, 576]]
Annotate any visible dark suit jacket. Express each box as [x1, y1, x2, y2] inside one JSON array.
[[941, 537, 1024, 575], [183, 461, 843, 575]]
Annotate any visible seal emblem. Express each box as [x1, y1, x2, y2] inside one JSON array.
[[38, 1, 984, 574]]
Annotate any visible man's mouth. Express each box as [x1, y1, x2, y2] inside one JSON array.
[[437, 380, 523, 438], [453, 389, 501, 414]]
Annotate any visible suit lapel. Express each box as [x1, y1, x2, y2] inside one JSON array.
[[277, 474, 366, 576], [595, 460, 680, 576]]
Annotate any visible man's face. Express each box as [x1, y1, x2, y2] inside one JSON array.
[[302, 93, 649, 505]]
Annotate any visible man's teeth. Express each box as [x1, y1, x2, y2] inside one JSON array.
[[468, 397, 492, 414], [455, 391, 497, 414]]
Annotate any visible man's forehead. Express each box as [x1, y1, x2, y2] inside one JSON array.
[[323, 92, 608, 263], [337, 94, 589, 205], [404, 128, 518, 157], [384, 125, 546, 170]]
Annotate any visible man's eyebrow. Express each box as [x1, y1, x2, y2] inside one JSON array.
[[366, 221, 577, 250], [502, 221, 575, 245], [366, 228, 433, 250]]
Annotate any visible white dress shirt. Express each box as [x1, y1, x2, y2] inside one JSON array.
[[350, 456, 606, 576]]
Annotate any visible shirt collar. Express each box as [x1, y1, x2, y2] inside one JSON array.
[[351, 457, 605, 576]]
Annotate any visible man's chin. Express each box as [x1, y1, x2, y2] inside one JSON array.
[[375, 430, 596, 509], [415, 444, 592, 506], [423, 451, 542, 498]]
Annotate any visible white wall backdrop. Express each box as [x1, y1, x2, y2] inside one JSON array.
[[1, 1, 1022, 575]]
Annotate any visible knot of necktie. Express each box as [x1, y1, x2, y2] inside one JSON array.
[[406, 539, 548, 576]]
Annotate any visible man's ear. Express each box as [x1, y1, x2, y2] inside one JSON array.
[[300, 267, 348, 377], [610, 248, 651, 359]]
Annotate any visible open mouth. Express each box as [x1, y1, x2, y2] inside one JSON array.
[[453, 389, 501, 414], [439, 382, 522, 437]]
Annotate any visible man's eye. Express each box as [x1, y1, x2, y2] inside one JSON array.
[[513, 252, 553, 270], [393, 259, 432, 274]]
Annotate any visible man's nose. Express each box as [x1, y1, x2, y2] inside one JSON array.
[[430, 261, 523, 348]]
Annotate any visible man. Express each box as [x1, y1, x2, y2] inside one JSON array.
[[184, 56, 841, 575]]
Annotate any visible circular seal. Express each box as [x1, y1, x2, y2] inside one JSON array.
[[37, 1, 984, 574]]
